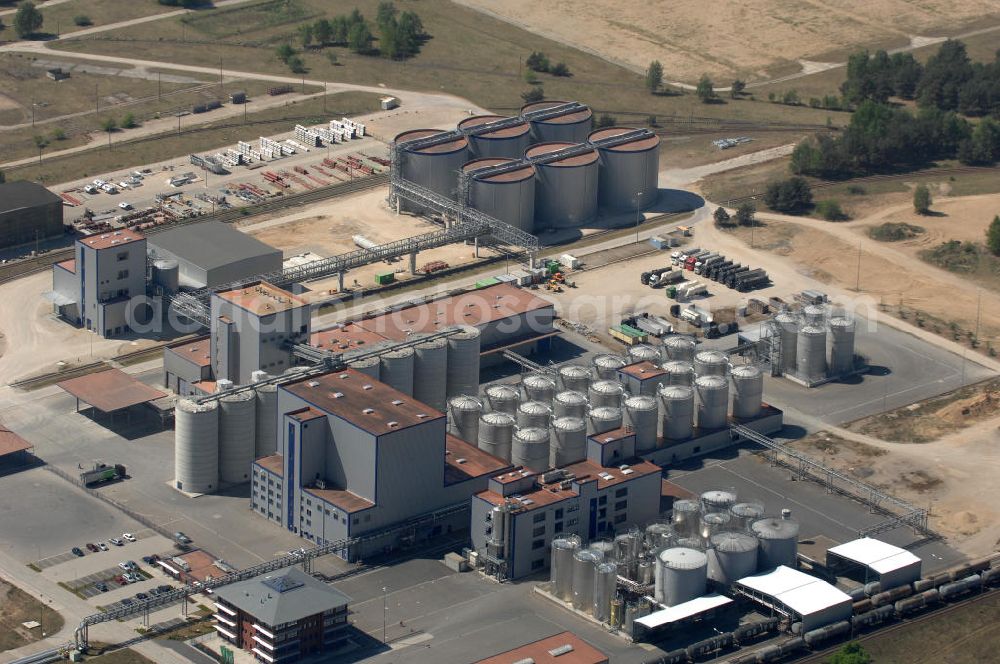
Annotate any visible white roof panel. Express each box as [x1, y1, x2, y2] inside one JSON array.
[[828, 537, 921, 573], [635, 594, 733, 629], [737, 565, 851, 617]]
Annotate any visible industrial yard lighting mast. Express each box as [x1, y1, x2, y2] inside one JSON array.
[[382, 586, 388, 643]]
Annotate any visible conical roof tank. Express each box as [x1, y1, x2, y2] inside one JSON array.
[[627, 344, 661, 365], [478, 411, 515, 461], [731, 364, 764, 419], [522, 373, 557, 404], [662, 360, 695, 386], [550, 535, 581, 600], [701, 489, 737, 512], [803, 304, 827, 327], [553, 390, 589, 419], [707, 531, 759, 586], [672, 498, 702, 537], [549, 416, 587, 467], [512, 427, 550, 472], [623, 395, 658, 452], [347, 354, 380, 380], [413, 334, 448, 410], [593, 354, 627, 380], [572, 548, 601, 611], [694, 350, 729, 377], [485, 384, 520, 415], [558, 364, 593, 394], [655, 547, 708, 606], [695, 375, 729, 430], [752, 516, 800, 570], [588, 380, 624, 409], [517, 400, 552, 429], [587, 406, 622, 435], [659, 384, 694, 441], [663, 336, 696, 362], [774, 312, 800, 374], [379, 345, 415, 396], [448, 395, 483, 444], [730, 502, 766, 531]]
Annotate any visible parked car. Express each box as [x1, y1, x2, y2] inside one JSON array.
[[122, 533, 137, 542], [157, 585, 173, 593], [95, 582, 108, 592], [142, 555, 158, 565], [71, 547, 84, 557], [118, 561, 131, 570], [173, 532, 191, 544], [109, 538, 123, 546], [120, 598, 134, 606], [135, 592, 148, 600], [113, 575, 127, 585], [98, 542, 109, 551], [86, 543, 99, 552]]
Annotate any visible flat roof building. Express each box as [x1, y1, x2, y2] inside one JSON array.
[[475, 631, 609, 664], [147, 220, 281, 288], [826, 537, 922, 589], [734, 565, 852, 631], [0, 181, 64, 250]]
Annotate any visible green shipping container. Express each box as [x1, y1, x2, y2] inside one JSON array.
[[619, 323, 644, 338], [546, 261, 561, 274], [475, 277, 500, 289], [667, 286, 677, 298], [375, 271, 395, 285]]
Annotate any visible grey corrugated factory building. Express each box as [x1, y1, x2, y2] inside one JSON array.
[[146, 220, 281, 288], [0, 181, 64, 250]]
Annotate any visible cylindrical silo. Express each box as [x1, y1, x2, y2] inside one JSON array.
[[589, 127, 660, 211], [517, 400, 552, 429], [219, 390, 256, 484], [572, 549, 601, 611], [645, 522, 675, 550], [700, 512, 733, 540], [485, 383, 520, 415], [752, 517, 801, 570], [462, 158, 536, 233], [656, 547, 708, 606], [551, 535, 581, 600], [520, 100, 593, 144], [347, 355, 381, 380], [511, 427, 550, 472], [458, 114, 532, 160], [588, 380, 624, 409], [707, 532, 759, 586], [695, 375, 729, 430], [676, 537, 707, 550], [774, 312, 799, 375], [796, 325, 828, 383], [828, 317, 856, 376], [587, 406, 622, 435], [558, 364, 592, 394], [413, 335, 448, 410], [553, 390, 589, 419], [637, 558, 655, 586], [593, 562, 617, 622], [254, 383, 277, 458], [151, 258, 180, 293], [672, 499, 702, 538], [731, 365, 764, 420], [550, 416, 587, 467], [379, 345, 414, 396], [730, 502, 766, 531], [701, 489, 738, 512], [593, 354, 627, 380], [522, 373, 557, 404], [663, 336, 697, 362], [624, 395, 658, 452], [448, 395, 483, 445], [525, 142, 598, 228], [803, 304, 828, 327], [627, 344, 661, 365], [478, 411, 516, 461], [174, 399, 219, 494], [659, 384, 694, 441], [393, 129, 469, 213], [446, 325, 481, 399], [694, 350, 730, 377], [589, 540, 615, 562], [662, 360, 695, 386]]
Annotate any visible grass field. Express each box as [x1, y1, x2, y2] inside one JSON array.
[[39, 0, 176, 37], [0, 578, 65, 652]]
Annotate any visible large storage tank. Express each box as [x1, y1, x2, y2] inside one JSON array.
[[458, 114, 532, 160], [593, 354, 627, 380], [828, 317, 856, 376], [774, 312, 799, 375], [662, 360, 695, 386], [174, 399, 219, 494], [588, 380, 624, 409], [347, 355, 380, 380], [664, 336, 697, 362], [707, 532, 759, 586], [587, 406, 622, 435], [151, 258, 180, 293], [522, 373, 557, 404], [752, 517, 801, 570], [446, 325, 481, 399], [550, 416, 587, 467], [413, 335, 448, 410], [485, 384, 520, 415], [730, 502, 766, 531], [796, 325, 828, 383], [656, 547, 708, 606], [520, 100, 593, 144], [694, 350, 729, 377], [526, 142, 598, 228], [553, 390, 589, 419], [589, 127, 660, 211], [512, 427, 550, 472], [478, 411, 516, 461], [593, 562, 617, 622], [731, 365, 764, 420], [462, 158, 536, 233], [645, 522, 675, 550], [558, 364, 593, 394], [695, 375, 729, 430], [254, 382, 278, 457], [623, 395, 658, 452], [659, 384, 695, 441], [551, 535, 582, 600], [219, 390, 256, 484], [393, 129, 469, 213], [803, 304, 828, 327], [672, 499, 702, 537], [517, 400, 552, 429], [572, 549, 601, 611], [379, 345, 415, 396], [448, 395, 483, 445], [701, 489, 737, 512], [627, 344, 661, 365], [700, 512, 733, 540]]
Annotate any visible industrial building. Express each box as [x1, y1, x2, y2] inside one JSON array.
[[733, 565, 853, 631], [212, 567, 351, 661], [475, 631, 609, 664], [826, 537, 922, 589], [0, 181, 64, 250]]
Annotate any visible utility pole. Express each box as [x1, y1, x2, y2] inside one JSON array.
[[382, 586, 388, 643], [96, 84, 99, 112], [157, 72, 161, 101], [31, 96, 34, 127]]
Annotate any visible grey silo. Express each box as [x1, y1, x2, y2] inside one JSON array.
[[694, 350, 730, 377], [525, 142, 599, 228], [393, 129, 469, 213], [551, 535, 582, 600], [662, 360, 695, 386], [701, 489, 738, 512], [572, 548, 601, 611], [553, 390, 589, 419], [731, 365, 764, 419], [517, 400, 552, 429], [379, 345, 415, 396], [663, 335, 697, 362], [587, 406, 622, 435], [752, 517, 800, 570], [549, 416, 587, 467], [448, 395, 483, 445], [707, 531, 759, 586], [254, 382, 278, 457], [478, 411, 516, 461], [558, 364, 593, 394], [803, 304, 828, 327], [659, 384, 695, 441], [796, 325, 828, 382], [151, 258, 179, 293], [589, 127, 660, 211], [623, 395, 658, 452], [219, 390, 256, 484], [522, 373, 557, 404], [695, 375, 729, 430], [593, 562, 617, 621], [462, 158, 536, 233], [699, 511, 733, 540], [730, 502, 766, 531], [458, 114, 532, 160], [413, 335, 448, 410], [347, 354, 380, 380], [828, 317, 856, 376], [485, 383, 520, 415], [656, 547, 708, 607], [446, 325, 481, 399], [520, 100, 594, 144], [627, 344, 662, 365], [511, 427, 550, 472], [588, 379, 624, 409], [672, 499, 702, 537], [174, 398, 219, 494], [774, 312, 800, 374], [593, 354, 627, 380]]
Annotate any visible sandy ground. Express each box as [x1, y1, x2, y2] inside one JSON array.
[[454, 0, 1000, 82]]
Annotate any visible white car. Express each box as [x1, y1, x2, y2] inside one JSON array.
[[98, 541, 108, 551], [118, 202, 133, 211], [122, 532, 136, 542], [109, 537, 123, 546], [101, 184, 117, 194], [118, 181, 131, 190], [84, 185, 98, 194], [93, 179, 106, 187]]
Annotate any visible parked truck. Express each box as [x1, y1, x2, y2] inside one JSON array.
[[728, 267, 766, 289], [80, 463, 126, 486]]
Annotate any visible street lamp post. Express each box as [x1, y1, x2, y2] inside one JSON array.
[[382, 586, 388, 644]]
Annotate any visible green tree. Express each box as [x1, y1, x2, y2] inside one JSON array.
[[520, 86, 544, 103], [380, 22, 401, 59], [986, 215, 1000, 256], [913, 184, 932, 214], [49, 127, 66, 141], [33, 134, 47, 149], [730, 79, 746, 98], [550, 62, 570, 77], [696, 74, 715, 103], [121, 112, 138, 129], [376, 1, 397, 30], [526, 51, 550, 73], [645, 60, 663, 94], [330, 16, 349, 43], [763, 177, 813, 213], [299, 23, 313, 48], [14, 1, 43, 38], [287, 55, 306, 73], [348, 22, 373, 54], [782, 89, 800, 105], [828, 642, 871, 664], [73, 14, 91, 26], [713, 206, 732, 227], [735, 202, 756, 226], [276, 43, 295, 63], [594, 113, 616, 129], [313, 19, 332, 46], [958, 117, 1000, 165], [816, 199, 848, 221], [101, 117, 117, 132]]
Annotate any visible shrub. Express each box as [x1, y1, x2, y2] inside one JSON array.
[[816, 199, 848, 221], [763, 177, 813, 213], [73, 15, 92, 26]]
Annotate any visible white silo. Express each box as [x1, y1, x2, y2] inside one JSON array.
[[550, 416, 587, 467], [774, 312, 800, 375], [593, 354, 628, 380], [656, 547, 708, 606], [525, 142, 599, 228], [627, 344, 661, 365], [446, 325, 481, 399], [174, 398, 219, 494], [553, 390, 589, 419], [672, 499, 702, 538], [379, 345, 415, 396], [587, 406, 622, 435], [520, 100, 593, 144], [663, 336, 697, 362], [522, 373, 557, 404], [588, 380, 624, 409], [462, 158, 536, 233], [572, 549, 601, 611], [517, 400, 552, 429], [347, 355, 381, 380], [803, 304, 827, 327], [707, 532, 759, 586], [828, 316, 856, 376], [593, 562, 617, 622], [219, 390, 256, 484], [662, 360, 695, 386], [589, 127, 660, 212], [485, 384, 520, 415], [623, 395, 658, 452], [730, 502, 766, 531], [731, 365, 764, 420], [551, 535, 582, 600], [558, 364, 593, 394], [659, 384, 694, 441], [414, 335, 448, 410], [752, 516, 800, 570], [512, 427, 550, 472], [695, 375, 729, 430], [254, 382, 278, 458], [448, 395, 483, 445], [478, 411, 516, 461], [701, 489, 738, 512], [151, 258, 180, 293], [694, 350, 729, 377], [796, 325, 828, 383]]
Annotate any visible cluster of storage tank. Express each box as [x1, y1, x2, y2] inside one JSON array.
[[772, 306, 858, 383], [549, 534, 635, 625]]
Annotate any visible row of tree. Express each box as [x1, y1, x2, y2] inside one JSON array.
[[295, 3, 425, 61]]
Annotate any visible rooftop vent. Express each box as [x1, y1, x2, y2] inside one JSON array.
[[622, 468, 634, 475], [548, 644, 574, 657], [416, 413, 428, 419], [331, 392, 344, 399], [339, 373, 349, 379], [307, 381, 319, 388], [362, 408, 375, 414], [455, 458, 467, 464], [363, 384, 373, 390], [387, 421, 399, 428], [391, 399, 403, 406]]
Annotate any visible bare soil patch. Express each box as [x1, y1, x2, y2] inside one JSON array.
[[0, 578, 65, 652]]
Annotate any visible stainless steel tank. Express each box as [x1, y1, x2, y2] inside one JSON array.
[[676, 537, 706, 550], [623, 395, 658, 452], [520, 100, 593, 144], [627, 344, 661, 365], [700, 512, 733, 540], [478, 411, 516, 461], [645, 522, 674, 550], [588, 380, 624, 409], [707, 531, 759, 586], [572, 549, 601, 611], [254, 382, 277, 457], [659, 384, 695, 441], [593, 562, 617, 622], [525, 142, 598, 228], [485, 383, 520, 415], [701, 490, 738, 512], [448, 395, 483, 445], [828, 316, 856, 376], [551, 535, 581, 600], [553, 390, 589, 419], [637, 558, 655, 585], [662, 360, 695, 386], [522, 373, 557, 404], [549, 416, 587, 467], [587, 406, 622, 435], [589, 127, 660, 211], [731, 364, 764, 419], [656, 547, 708, 606], [695, 375, 729, 430], [219, 390, 256, 484], [517, 400, 552, 429], [413, 334, 448, 410], [446, 325, 481, 399], [511, 427, 550, 472], [774, 312, 800, 375], [558, 364, 593, 394], [730, 502, 766, 531], [174, 398, 219, 494], [589, 540, 615, 562], [672, 499, 702, 537], [151, 258, 179, 293], [593, 354, 627, 380], [462, 158, 536, 233], [458, 114, 532, 160], [393, 128, 469, 213], [803, 304, 827, 327], [796, 325, 828, 383], [347, 354, 380, 380], [694, 350, 730, 377], [663, 335, 697, 362], [752, 517, 801, 570], [379, 345, 415, 396]]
